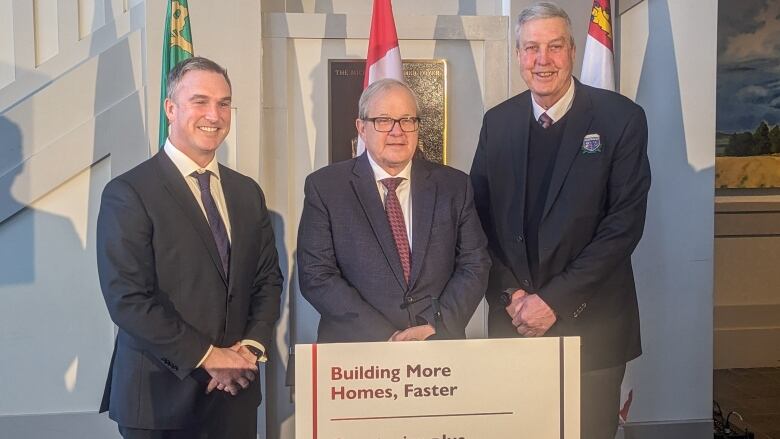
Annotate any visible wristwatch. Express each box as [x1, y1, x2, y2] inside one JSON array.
[[245, 345, 267, 363], [500, 288, 518, 306]]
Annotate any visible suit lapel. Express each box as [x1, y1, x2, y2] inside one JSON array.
[[542, 81, 594, 221], [154, 152, 228, 284], [350, 154, 407, 290], [409, 159, 435, 288], [510, 94, 532, 230]]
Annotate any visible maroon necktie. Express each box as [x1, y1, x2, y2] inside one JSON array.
[[538, 112, 553, 129], [381, 177, 411, 283]]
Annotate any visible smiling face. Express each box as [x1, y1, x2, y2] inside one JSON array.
[[517, 17, 575, 109], [356, 85, 419, 175], [164, 69, 231, 167]]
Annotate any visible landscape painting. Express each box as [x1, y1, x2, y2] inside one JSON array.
[[716, 0, 780, 188]]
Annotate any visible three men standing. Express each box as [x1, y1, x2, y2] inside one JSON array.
[[98, 2, 650, 436], [471, 3, 650, 438], [97, 57, 282, 438]]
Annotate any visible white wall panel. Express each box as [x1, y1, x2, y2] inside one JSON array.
[[33, 0, 59, 65], [0, 159, 112, 415], [0, 1, 14, 89], [619, 0, 715, 426], [78, 0, 106, 39]]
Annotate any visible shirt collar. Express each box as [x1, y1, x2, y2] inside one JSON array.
[[531, 78, 576, 125], [366, 151, 412, 183], [164, 139, 221, 180]]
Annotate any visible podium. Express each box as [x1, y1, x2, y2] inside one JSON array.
[[295, 337, 580, 438]]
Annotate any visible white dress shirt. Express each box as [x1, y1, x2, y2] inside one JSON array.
[[531, 78, 576, 125], [367, 152, 413, 248], [164, 140, 232, 242]]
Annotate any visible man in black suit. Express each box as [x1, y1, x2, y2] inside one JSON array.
[[470, 3, 650, 438], [97, 57, 282, 438], [298, 78, 490, 343]]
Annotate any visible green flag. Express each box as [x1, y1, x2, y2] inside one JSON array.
[[158, 0, 194, 149]]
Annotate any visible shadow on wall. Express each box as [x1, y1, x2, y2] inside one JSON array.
[[0, 113, 108, 414], [623, 0, 714, 423], [86, 0, 147, 435]]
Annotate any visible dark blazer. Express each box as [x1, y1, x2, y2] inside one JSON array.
[[297, 154, 490, 342], [96, 152, 282, 429], [470, 80, 650, 371]]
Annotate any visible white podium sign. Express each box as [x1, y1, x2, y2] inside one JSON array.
[[295, 337, 580, 439]]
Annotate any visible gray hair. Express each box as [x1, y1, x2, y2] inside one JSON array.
[[515, 2, 574, 49], [358, 78, 419, 119], [166, 56, 232, 100]]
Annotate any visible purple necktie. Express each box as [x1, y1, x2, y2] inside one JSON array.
[[192, 171, 230, 275], [381, 177, 411, 283], [539, 112, 553, 129]]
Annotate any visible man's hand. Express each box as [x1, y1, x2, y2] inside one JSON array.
[[390, 324, 436, 341], [202, 346, 258, 396], [510, 293, 556, 337], [504, 288, 529, 320]]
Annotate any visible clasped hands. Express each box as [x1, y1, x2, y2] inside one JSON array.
[[389, 324, 435, 342], [202, 342, 258, 396], [504, 289, 556, 337]]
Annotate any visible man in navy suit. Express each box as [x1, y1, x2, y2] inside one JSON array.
[[298, 78, 490, 343], [97, 57, 282, 438], [470, 3, 650, 438]]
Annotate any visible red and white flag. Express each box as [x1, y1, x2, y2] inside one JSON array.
[[364, 0, 403, 87], [357, 0, 403, 155], [580, 0, 615, 91]]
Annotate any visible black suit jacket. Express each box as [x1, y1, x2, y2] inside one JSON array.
[[96, 152, 282, 429], [297, 154, 490, 342], [470, 80, 650, 371]]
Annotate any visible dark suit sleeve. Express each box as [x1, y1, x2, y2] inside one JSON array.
[[470, 116, 520, 304], [297, 175, 398, 341], [242, 182, 283, 350], [538, 106, 651, 318], [419, 179, 491, 339], [97, 178, 211, 380]]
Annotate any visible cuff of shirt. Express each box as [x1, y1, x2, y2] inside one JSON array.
[[240, 339, 268, 363], [195, 345, 214, 368]]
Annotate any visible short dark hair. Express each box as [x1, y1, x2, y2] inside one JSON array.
[[166, 57, 231, 100]]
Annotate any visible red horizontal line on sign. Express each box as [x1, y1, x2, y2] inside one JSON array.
[[330, 411, 514, 421]]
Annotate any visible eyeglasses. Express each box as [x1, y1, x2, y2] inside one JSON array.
[[363, 116, 420, 133]]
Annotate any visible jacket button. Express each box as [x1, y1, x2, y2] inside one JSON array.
[[228, 294, 234, 303], [522, 279, 530, 287], [406, 296, 414, 304]]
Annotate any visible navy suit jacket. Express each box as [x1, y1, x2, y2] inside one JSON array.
[[96, 152, 282, 429], [470, 80, 650, 371], [297, 154, 490, 342]]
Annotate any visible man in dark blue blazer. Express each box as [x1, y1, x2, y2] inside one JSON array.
[[298, 79, 490, 343], [470, 3, 650, 439], [97, 57, 282, 438]]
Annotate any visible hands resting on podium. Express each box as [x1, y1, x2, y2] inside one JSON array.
[[504, 289, 556, 337]]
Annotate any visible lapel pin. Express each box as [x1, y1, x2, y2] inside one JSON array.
[[581, 133, 602, 154]]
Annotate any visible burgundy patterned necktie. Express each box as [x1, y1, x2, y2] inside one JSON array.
[[192, 171, 231, 275], [539, 112, 553, 129], [380, 177, 411, 283]]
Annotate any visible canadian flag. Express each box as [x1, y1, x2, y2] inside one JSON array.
[[580, 0, 615, 91], [364, 0, 403, 87], [357, 0, 403, 155]]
